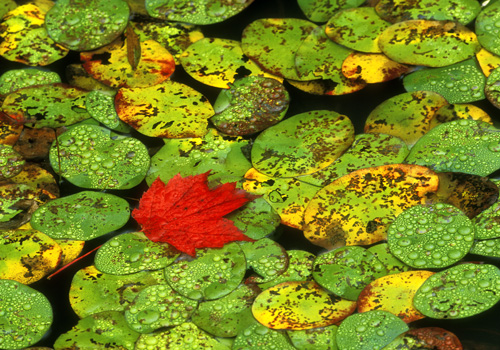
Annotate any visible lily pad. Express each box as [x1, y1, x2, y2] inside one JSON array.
[[485, 65, 500, 109], [2, 83, 90, 128], [233, 323, 296, 350], [379, 20, 481, 67], [413, 263, 500, 319], [49, 124, 150, 189], [240, 238, 288, 284], [476, 47, 500, 77], [191, 284, 259, 337], [336, 310, 409, 350], [145, 0, 254, 25], [0, 279, 53, 350], [0, 144, 24, 180], [303, 164, 439, 249], [211, 76, 289, 136], [475, 0, 500, 57], [325, 7, 390, 53], [357, 270, 434, 323], [0, 68, 61, 95], [31, 191, 130, 240], [470, 238, 500, 258], [403, 58, 485, 104], [55, 238, 85, 266], [388, 203, 475, 268], [297, 0, 365, 22], [13, 128, 57, 160], [0, 112, 22, 146], [251, 110, 354, 178], [165, 242, 246, 300], [252, 281, 356, 330], [95, 232, 179, 274], [115, 80, 213, 138], [0, 0, 15, 19], [286, 76, 365, 96], [429, 103, 492, 129], [473, 179, 500, 239], [312, 246, 388, 301], [241, 18, 316, 80], [406, 119, 500, 176], [287, 324, 339, 350], [65, 63, 116, 92], [367, 243, 411, 275], [85, 90, 130, 132], [45, 0, 129, 51], [364, 91, 448, 146], [342, 52, 412, 84]]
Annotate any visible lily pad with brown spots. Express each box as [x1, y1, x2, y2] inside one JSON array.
[[297, 0, 365, 22], [429, 103, 492, 129], [0, 144, 24, 180], [342, 52, 412, 84], [476, 48, 500, 77], [115, 80, 213, 138], [258, 250, 315, 290], [0, 68, 61, 96], [303, 164, 439, 249], [287, 324, 339, 350], [240, 238, 288, 284]]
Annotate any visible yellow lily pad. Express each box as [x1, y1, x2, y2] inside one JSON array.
[[342, 52, 412, 84]]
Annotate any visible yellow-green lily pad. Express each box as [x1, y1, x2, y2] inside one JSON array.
[[287, 324, 339, 350], [475, 0, 500, 57], [297, 0, 365, 22], [0, 68, 61, 95]]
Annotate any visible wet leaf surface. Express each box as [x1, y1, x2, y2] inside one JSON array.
[[240, 238, 288, 284], [0, 68, 61, 95], [297, 0, 365, 22]]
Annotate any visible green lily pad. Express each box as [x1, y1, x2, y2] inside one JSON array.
[[253, 281, 357, 330], [403, 58, 486, 104], [336, 310, 409, 350], [0, 68, 61, 95], [115, 80, 213, 138], [298, 133, 409, 187], [241, 18, 316, 80], [287, 324, 339, 350], [475, 1, 500, 57], [146, 128, 251, 186], [379, 20, 481, 67], [191, 284, 259, 337], [0, 229, 62, 284], [364, 91, 448, 147], [367, 243, 411, 275], [54, 311, 140, 350], [406, 119, 500, 176], [49, 124, 150, 189], [413, 263, 500, 319], [0, 4, 69, 66], [145, 0, 254, 25], [45, 0, 129, 51], [95, 232, 179, 275], [470, 238, 500, 258], [211, 76, 290, 136], [31, 191, 130, 240], [2, 83, 90, 128], [388, 203, 475, 268], [251, 110, 354, 178], [0, 0, 15, 19], [180, 38, 279, 89], [303, 164, 439, 249], [240, 238, 288, 284], [473, 179, 500, 239], [165, 242, 246, 300], [429, 103, 493, 129], [135, 322, 230, 349], [297, 0, 365, 22], [69, 265, 166, 318], [233, 323, 296, 350], [0, 144, 24, 180], [485, 65, 500, 109], [258, 250, 315, 290], [325, 7, 391, 53], [312, 246, 388, 301], [125, 283, 198, 333], [0, 279, 53, 350], [85, 90, 130, 132], [375, 0, 481, 25]]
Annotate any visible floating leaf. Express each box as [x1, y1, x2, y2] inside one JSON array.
[[252, 281, 356, 330], [126, 25, 141, 70], [31, 191, 130, 240], [69, 265, 166, 318], [191, 284, 259, 337], [211, 76, 289, 136], [485, 65, 500, 109], [403, 58, 486, 104], [0, 112, 23, 146], [0, 4, 69, 66], [0, 68, 61, 95], [115, 80, 213, 138], [297, 0, 365, 22], [475, 1, 500, 57], [251, 110, 354, 178], [379, 20, 480, 67], [233, 323, 295, 350], [286, 76, 365, 96], [336, 310, 409, 350], [241, 238, 288, 284], [145, 0, 254, 25], [56, 238, 85, 266], [402, 327, 463, 350], [413, 263, 500, 319], [325, 7, 390, 53], [429, 103, 492, 129], [375, 0, 480, 25], [85, 90, 130, 132], [312, 246, 388, 301], [0, 228, 62, 284], [364, 91, 448, 146], [303, 164, 439, 249], [0, 0, 16, 19], [473, 179, 500, 239], [367, 243, 411, 275], [0, 144, 24, 180], [2, 83, 90, 128], [0, 279, 53, 350], [476, 47, 500, 77], [287, 324, 339, 350], [241, 18, 316, 80], [3, 162, 59, 198], [81, 38, 175, 88], [406, 119, 500, 176], [13, 128, 57, 160], [65, 63, 115, 92], [165, 243, 246, 300], [357, 270, 434, 323], [54, 311, 140, 349], [342, 52, 412, 84], [49, 124, 150, 189], [470, 238, 500, 258]]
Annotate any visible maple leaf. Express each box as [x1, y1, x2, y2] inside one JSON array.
[[132, 172, 255, 256]]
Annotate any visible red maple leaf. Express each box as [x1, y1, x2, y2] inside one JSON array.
[[132, 172, 255, 256]]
